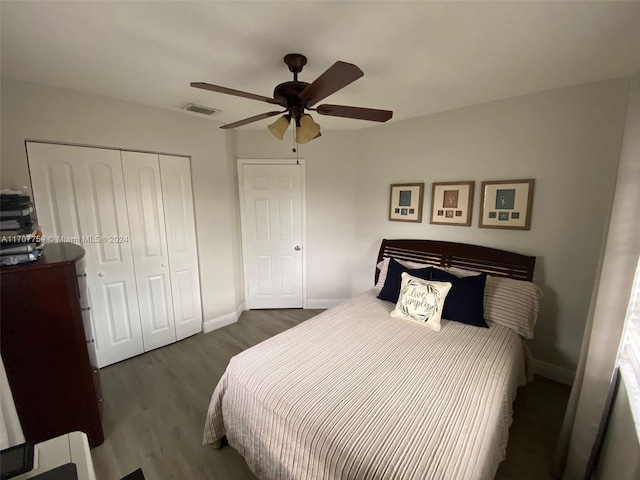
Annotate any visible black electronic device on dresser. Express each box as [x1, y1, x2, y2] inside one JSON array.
[[0, 243, 104, 448]]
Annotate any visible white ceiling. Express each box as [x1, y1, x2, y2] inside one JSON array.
[[2, 1, 640, 130]]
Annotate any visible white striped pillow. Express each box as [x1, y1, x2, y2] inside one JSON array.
[[374, 257, 444, 291], [483, 276, 542, 339], [374, 257, 391, 291], [447, 266, 482, 278]]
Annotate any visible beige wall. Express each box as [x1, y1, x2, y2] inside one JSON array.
[[562, 72, 640, 479], [236, 79, 629, 381], [0, 78, 241, 324], [1, 76, 631, 382], [594, 375, 640, 480], [353, 79, 628, 379], [234, 129, 360, 306]]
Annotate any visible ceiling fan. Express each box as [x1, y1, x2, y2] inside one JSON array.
[[191, 53, 393, 144]]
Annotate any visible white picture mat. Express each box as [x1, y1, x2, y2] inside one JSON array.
[[431, 184, 472, 224], [390, 185, 422, 221], [481, 182, 530, 227]]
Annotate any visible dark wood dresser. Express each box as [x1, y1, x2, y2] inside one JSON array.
[[0, 243, 104, 447]]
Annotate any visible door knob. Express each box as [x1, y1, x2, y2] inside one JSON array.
[[161, 262, 167, 267], [294, 246, 301, 251], [98, 272, 105, 277]]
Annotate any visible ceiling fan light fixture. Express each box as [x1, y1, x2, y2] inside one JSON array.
[[296, 114, 321, 144], [268, 115, 291, 140], [192, 54, 393, 135]]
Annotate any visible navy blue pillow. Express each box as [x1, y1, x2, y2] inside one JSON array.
[[429, 269, 488, 328], [377, 258, 433, 303]]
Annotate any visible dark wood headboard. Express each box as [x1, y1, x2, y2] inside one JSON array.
[[375, 239, 536, 283]]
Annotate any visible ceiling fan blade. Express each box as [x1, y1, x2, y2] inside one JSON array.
[[219, 111, 285, 129], [191, 82, 279, 105], [299, 61, 364, 106], [316, 104, 393, 122]]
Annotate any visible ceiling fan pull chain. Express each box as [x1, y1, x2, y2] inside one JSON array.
[[292, 123, 297, 154]]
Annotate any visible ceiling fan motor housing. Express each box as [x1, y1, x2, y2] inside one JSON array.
[[273, 53, 309, 119], [273, 81, 310, 116], [275, 54, 312, 118]]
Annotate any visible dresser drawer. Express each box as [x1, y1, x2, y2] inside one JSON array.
[[82, 309, 98, 368], [75, 259, 90, 310]]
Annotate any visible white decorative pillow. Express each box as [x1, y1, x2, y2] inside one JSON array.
[[375, 257, 443, 291], [400, 259, 435, 270], [374, 257, 392, 291], [483, 276, 542, 339], [390, 273, 453, 331], [447, 266, 482, 277]]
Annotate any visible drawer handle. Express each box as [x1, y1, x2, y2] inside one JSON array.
[[161, 262, 167, 267], [77, 273, 87, 278], [87, 339, 95, 344], [99, 398, 104, 403], [93, 368, 99, 374], [98, 272, 105, 277], [82, 307, 91, 312]]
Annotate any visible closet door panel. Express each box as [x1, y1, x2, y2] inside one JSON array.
[[27, 143, 83, 242], [159, 155, 203, 340], [27, 143, 145, 367], [74, 147, 145, 367], [122, 151, 177, 351]]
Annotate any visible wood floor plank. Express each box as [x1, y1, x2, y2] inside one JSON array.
[[91, 309, 570, 480]]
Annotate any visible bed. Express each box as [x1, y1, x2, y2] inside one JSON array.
[[204, 239, 540, 480]]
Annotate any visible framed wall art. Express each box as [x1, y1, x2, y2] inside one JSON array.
[[389, 183, 424, 222], [479, 179, 535, 230], [430, 181, 474, 226]]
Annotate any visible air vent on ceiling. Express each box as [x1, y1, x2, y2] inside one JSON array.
[[182, 103, 219, 116]]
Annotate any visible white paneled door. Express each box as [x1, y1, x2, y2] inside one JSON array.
[[122, 151, 177, 352], [28, 143, 145, 366], [28, 143, 203, 366], [159, 155, 203, 340], [242, 164, 303, 309]]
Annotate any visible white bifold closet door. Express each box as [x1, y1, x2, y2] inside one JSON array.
[[158, 155, 202, 341], [27, 142, 202, 367], [27, 143, 145, 367], [121, 151, 177, 351]]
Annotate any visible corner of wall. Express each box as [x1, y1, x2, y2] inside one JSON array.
[[535, 360, 576, 386], [225, 129, 245, 311], [202, 300, 246, 334]]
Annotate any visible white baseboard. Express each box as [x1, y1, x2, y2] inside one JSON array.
[[535, 360, 575, 386], [306, 299, 348, 309], [203, 314, 236, 333], [203, 302, 245, 334]]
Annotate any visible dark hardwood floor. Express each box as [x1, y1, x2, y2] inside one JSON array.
[[91, 309, 571, 480]]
